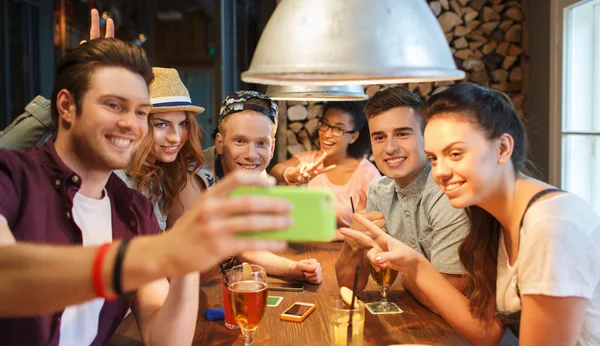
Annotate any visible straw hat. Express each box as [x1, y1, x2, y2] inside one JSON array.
[[149, 67, 205, 115]]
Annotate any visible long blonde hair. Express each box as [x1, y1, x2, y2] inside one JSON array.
[[127, 112, 204, 215]]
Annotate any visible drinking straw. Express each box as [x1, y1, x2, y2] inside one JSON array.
[[347, 265, 360, 343], [350, 196, 355, 213]]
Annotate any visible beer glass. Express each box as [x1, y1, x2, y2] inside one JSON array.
[[229, 264, 268, 346]]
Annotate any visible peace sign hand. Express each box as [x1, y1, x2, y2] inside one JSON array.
[[284, 152, 336, 185], [341, 214, 420, 274], [80, 9, 115, 45]]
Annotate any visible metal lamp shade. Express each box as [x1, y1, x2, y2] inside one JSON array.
[[242, 0, 465, 86], [266, 84, 368, 101]]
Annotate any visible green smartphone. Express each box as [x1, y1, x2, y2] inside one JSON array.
[[230, 186, 336, 242]]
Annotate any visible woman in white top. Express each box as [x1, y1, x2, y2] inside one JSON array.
[[342, 83, 600, 345]]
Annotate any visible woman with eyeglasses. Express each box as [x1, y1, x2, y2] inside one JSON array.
[[270, 101, 380, 239]]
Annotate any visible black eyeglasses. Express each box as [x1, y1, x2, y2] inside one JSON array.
[[317, 120, 356, 137]]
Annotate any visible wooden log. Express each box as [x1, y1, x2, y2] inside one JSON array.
[[307, 104, 322, 119], [508, 81, 522, 92], [470, 0, 486, 11], [481, 7, 501, 22], [455, 49, 474, 60], [504, 7, 523, 22], [430, 1, 442, 16], [365, 85, 380, 98], [491, 0, 503, 4], [469, 39, 486, 50], [489, 29, 504, 43], [483, 53, 504, 70], [505, 24, 522, 43], [482, 42, 498, 55], [507, 1, 522, 8], [408, 83, 419, 93], [499, 20, 514, 32], [508, 44, 523, 56], [454, 26, 472, 36], [493, 5, 505, 14], [286, 129, 299, 145], [509, 66, 523, 82], [450, 0, 462, 15], [418, 82, 433, 96], [289, 122, 304, 134], [464, 10, 479, 24], [287, 105, 308, 121], [496, 42, 510, 56], [440, 0, 449, 10], [458, 0, 471, 6], [480, 21, 500, 35], [490, 69, 509, 82], [439, 11, 463, 33], [304, 118, 320, 136], [470, 70, 490, 86], [453, 36, 469, 49], [474, 50, 484, 58], [462, 57, 486, 72], [466, 32, 486, 42], [298, 128, 312, 151], [467, 19, 482, 31], [502, 55, 518, 70]]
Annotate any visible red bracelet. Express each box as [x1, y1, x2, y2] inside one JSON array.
[[92, 243, 117, 301]]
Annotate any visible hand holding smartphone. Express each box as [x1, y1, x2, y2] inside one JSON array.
[[279, 302, 316, 322], [230, 186, 336, 242]]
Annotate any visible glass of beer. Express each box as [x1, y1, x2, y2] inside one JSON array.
[[229, 264, 268, 346], [366, 264, 400, 313], [328, 298, 365, 346]]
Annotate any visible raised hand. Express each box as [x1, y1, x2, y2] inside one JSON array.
[[164, 170, 292, 275], [80, 9, 115, 45], [341, 213, 420, 274], [284, 152, 336, 185]]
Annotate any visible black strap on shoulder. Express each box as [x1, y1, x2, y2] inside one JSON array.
[[514, 188, 564, 300], [519, 188, 564, 229]]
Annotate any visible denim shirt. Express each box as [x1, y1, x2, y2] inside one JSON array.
[[0, 141, 161, 345], [366, 164, 469, 274]]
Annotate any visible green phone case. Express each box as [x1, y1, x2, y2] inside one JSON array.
[[230, 186, 337, 242]]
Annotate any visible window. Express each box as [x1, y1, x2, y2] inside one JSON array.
[[556, 0, 600, 215]]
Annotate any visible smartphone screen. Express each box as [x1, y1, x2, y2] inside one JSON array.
[[283, 303, 312, 317], [230, 187, 337, 242]]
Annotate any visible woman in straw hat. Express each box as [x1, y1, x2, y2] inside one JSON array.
[[120, 67, 205, 231]]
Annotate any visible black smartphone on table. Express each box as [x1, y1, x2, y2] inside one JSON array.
[[268, 282, 304, 292]]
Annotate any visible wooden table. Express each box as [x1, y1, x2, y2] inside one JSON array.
[[107, 242, 469, 346]]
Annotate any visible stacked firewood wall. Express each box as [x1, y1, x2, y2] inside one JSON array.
[[282, 0, 529, 158]]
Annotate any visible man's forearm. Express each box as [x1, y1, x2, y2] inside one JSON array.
[[335, 242, 370, 292], [148, 273, 199, 346], [239, 250, 298, 278], [0, 236, 174, 317]]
